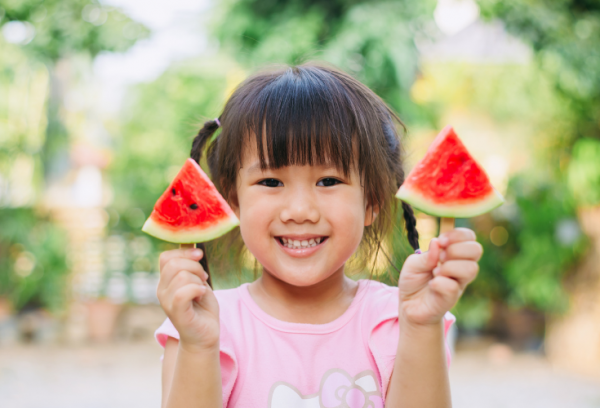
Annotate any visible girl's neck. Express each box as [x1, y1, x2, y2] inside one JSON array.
[[248, 267, 359, 324]]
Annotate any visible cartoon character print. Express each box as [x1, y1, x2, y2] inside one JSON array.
[[268, 369, 384, 408]]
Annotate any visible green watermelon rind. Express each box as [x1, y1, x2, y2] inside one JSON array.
[[396, 184, 505, 218], [142, 214, 239, 244]]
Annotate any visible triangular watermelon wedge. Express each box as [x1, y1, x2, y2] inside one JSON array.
[[142, 159, 239, 243], [396, 126, 504, 218]]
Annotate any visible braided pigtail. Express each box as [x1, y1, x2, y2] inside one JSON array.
[[381, 113, 420, 253], [401, 201, 420, 252], [189, 117, 221, 289], [190, 118, 221, 163]]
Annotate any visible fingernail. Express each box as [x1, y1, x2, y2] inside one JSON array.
[[191, 248, 202, 257], [439, 236, 449, 246], [439, 250, 446, 262], [433, 266, 440, 276], [204, 271, 209, 280]]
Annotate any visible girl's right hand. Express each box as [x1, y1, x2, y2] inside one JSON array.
[[157, 247, 220, 352]]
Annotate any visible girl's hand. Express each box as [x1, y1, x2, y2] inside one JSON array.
[[398, 228, 482, 327], [157, 246, 220, 353]]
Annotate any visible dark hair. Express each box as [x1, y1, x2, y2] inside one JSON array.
[[191, 62, 419, 272]]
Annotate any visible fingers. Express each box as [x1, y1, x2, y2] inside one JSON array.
[[162, 257, 208, 284], [158, 268, 211, 309], [159, 248, 203, 270], [171, 284, 207, 312], [440, 241, 483, 262], [427, 238, 440, 269], [166, 269, 209, 291], [428, 275, 462, 302], [438, 227, 476, 248], [432, 260, 479, 288]]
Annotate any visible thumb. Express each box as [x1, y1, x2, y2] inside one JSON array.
[[404, 238, 440, 275]]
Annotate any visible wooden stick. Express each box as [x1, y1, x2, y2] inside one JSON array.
[[180, 243, 212, 288], [439, 217, 455, 236]]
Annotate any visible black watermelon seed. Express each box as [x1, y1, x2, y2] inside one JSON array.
[[171, 188, 176, 195], [190, 203, 198, 210]]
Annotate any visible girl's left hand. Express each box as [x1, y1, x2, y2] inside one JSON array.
[[398, 227, 483, 327]]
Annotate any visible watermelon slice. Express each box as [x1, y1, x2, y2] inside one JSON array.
[[142, 159, 239, 243], [396, 126, 504, 218]]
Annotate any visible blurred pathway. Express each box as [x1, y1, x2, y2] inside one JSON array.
[[1, 342, 599, 408], [0, 342, 162, 408], [450, 349, 600, 408]]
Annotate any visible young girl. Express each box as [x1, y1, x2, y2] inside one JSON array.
[[154, 63, 482, 408]]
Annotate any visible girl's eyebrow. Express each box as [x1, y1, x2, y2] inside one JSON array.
[[245, 162, 264, 174]]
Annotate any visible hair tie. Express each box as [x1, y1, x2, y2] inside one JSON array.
[[214, 118, 221, 127], [414, 249, 422, 254]]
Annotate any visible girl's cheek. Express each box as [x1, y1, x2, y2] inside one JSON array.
[[322, 194, 365, 243], [238, 192, 277, 241]]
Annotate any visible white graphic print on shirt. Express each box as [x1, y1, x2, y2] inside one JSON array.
[[268, 369, 384, 408]]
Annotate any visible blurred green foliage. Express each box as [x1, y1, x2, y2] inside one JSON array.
[[0, 0, 149, 181], [0, 0, 148, 311], [568, 138, 600, 206], [454, 0, 600, 330], [0, 41, 46, 192], [456, 177, 586, 329], [215, 0, 438, 124], [0, 208, 68, 313], [0, 0, 149, 62], [479, 0, 600, 146]]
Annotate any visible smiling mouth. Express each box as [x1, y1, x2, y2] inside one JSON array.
[[277, 236, 328, 249]]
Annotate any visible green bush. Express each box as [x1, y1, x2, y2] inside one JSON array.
[[452, 175, 587, 330], [0, 208, 68, 313]]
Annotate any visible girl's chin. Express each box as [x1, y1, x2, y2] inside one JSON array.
[[263, 267, 331, 287]]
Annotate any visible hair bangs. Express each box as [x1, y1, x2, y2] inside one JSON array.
[[239, 66, 361, 176]]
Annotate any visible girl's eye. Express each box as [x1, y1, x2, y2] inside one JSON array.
[[259, 178, 283, 188], [317, 178, 341, 187]]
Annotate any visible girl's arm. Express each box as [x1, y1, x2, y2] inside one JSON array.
[[385, 318, 450, 408], [386, 228, 482, 408], [162, 337, 222, 408], [156, 247, 223, 408]]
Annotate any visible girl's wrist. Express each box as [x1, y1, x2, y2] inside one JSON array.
[[179, 338, 220, 356], [398, 308, 444, 335]]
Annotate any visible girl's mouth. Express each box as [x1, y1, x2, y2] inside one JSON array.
[[276, 236, 328, 249], [275, 236, 329, 258]]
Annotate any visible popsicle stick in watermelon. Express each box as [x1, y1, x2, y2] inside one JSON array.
[[396, 125, 504, 243], [142, 158, 240, 288]]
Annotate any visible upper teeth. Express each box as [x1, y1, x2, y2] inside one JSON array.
[[281, 237, 321, 249]]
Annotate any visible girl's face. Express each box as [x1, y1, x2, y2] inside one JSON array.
[[232, 141, 376, 287]]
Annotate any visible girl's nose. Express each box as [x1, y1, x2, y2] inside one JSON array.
[[279, 190, 320, 224]]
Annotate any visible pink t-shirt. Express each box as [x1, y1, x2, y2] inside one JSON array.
[[155, 279, 456, 408]]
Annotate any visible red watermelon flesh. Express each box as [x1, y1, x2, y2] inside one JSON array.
[[396, 126, 504, 218], [142, 159, 239, 243]]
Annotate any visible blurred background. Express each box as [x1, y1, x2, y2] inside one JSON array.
[[1, 0, 600, 407]]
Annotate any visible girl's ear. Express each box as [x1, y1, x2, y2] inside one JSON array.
[[364, 201, 379, 227], [229, 191, 241, 219]]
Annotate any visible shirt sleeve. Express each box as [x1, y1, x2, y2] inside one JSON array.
[[154, 317, 238, 407], [364, 283, 456, 401]]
